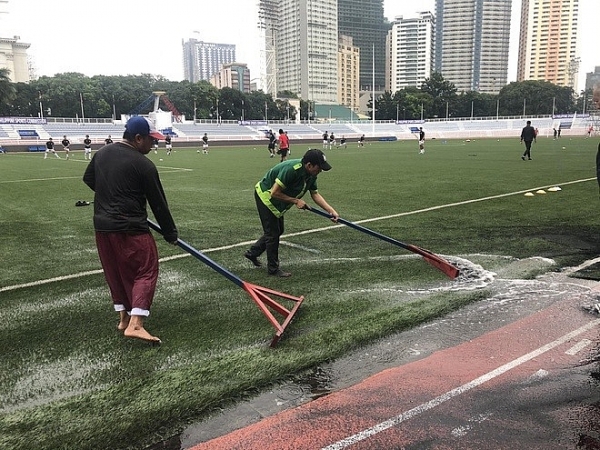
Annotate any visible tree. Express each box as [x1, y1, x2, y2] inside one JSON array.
[[420, 72, 458, 119], [218, 87, 245, 120], [393, 87, 433, 120], [0, 68, 16, 110], [0, 81, 36, 116], [498, 80, 575, 116], [371, 91, 396, 120], [454, 91, 498, 118]]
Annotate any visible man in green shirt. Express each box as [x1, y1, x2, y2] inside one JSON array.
[[245, 149, 339, 277]]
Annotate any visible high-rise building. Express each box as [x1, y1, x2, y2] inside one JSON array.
[[0, 36, 30, 83], [338, 35, 360, 111], [0, 0, 30, 83], [210, 63, 251, 93], [386, 12, 435, 92], [337, 0, 390, 92], [258, 0, 278, 95], [435, 0, 511, 94], [182, 39, 236, 83], [517, 0, 580, 91], [261, 0, 338, 104], [585, 67, 600, 93]]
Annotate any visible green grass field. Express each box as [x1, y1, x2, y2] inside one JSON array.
[[1, 136, 599, 450]]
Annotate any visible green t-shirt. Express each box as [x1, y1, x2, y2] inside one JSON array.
[[255, 159, 318, 217]]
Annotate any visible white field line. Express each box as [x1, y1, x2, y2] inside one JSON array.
[[0, 176, 83, 183], [280, 240, 321, 253], [0, 167, 191, 185], [1, 177, 594, 293], [321, 318, 600, 450]]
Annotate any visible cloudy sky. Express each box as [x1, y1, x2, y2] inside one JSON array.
[[2, 0, 596, 90]]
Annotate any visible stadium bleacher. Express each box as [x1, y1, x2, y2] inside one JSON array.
[[0, 116, 590, 148]]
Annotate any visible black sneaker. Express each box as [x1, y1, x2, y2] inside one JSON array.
[[268, 269, 291, 278], [521, 156, 525, 160], [244, 252, 261, 267]]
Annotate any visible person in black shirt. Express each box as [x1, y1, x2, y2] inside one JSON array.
[[61, 135, 71, 160], [83, 116, 178, 344], [44, 137, 60, 159], [267, 130, 276, 158], [83, 135, 92, 160], [165, 134, 172, 155], [520, 120, 536, 160]]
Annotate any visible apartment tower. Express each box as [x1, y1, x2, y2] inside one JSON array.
[[261, 0, 338, 104], [435, 0, 511, 93], [337, 0, 390, 91], [209, 63, 251, 93], [516, 0, 580, 91], [338, 35, 360, 111], [386, 12, 435, 92], [0, 0, 30, 82], [182, 39, 236, 83]]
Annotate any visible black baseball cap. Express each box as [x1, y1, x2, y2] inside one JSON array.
[[302, 149, 332, 171]]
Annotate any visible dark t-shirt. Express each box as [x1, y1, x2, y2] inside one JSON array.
[[82, 142, 177, 242], [521, 125, 536, 142]]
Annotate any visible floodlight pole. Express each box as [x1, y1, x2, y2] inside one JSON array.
[[80, 93, 85, 123], [371, 43, 375, 136], [38, 91, 43, 119]]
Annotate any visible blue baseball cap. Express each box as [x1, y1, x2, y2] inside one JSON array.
[[124, 116, 165, 139]]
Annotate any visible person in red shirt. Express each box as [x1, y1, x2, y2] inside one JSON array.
[[277, 128, 289, 162]]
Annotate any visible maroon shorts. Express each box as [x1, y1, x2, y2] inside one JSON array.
[[95, 232, 159, 313]]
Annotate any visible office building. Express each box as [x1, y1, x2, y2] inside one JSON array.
[[337, 0, 390, 91], [585, 67, 600, 93], [517, 0, 580, 91], [0, 1, 30, 82], [0, 35, 30, 83], [210, 63, 251, 93], [338, 35, 360, 111], [386, 12, 435, 92], [435, 0, 511, 94], [259, 0, 338, 104], [258, 0, 278, 95], [182, 39, 236, 83]]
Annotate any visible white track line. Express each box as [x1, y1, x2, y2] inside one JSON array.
[[321, 319, 600, 450], [1, 178, 594, 293]]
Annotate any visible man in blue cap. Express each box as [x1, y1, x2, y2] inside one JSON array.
[[83, 116, 177, 344]]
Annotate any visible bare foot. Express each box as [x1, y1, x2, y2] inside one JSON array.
[[124, 324, 161, 344], [117, 312, 130, 331]]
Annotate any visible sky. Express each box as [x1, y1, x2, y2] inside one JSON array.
[[2, 0, 597, 91]]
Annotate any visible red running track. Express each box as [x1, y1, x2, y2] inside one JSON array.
[[190, 295, 600, 450]]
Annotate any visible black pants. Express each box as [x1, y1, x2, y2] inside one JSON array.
[[248, 191, 284, 273], [523, 141, 533, 159]]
